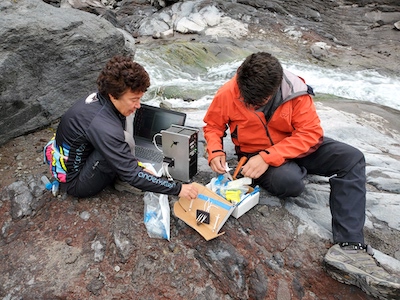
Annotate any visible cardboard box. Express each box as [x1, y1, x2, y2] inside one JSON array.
[[174, 183, 260, 241], [174, 183, 236, 241]]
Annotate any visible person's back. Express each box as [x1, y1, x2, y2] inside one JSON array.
[[54, 94, 102, 182]]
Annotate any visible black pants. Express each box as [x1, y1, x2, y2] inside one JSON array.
[[253, 137, 366, 244], [63, 129, 134, 198], [64, 150, 116, 198]]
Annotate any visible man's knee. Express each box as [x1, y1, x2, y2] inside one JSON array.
[[268, 175, 305, 197], [257, 163, 306, 198]]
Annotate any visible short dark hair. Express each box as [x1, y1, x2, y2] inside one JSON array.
[[97, 55, 150, 99], [236, 52, 283, 106]]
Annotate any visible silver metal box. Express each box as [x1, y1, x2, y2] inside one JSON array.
[[161, 125, 199, 182]]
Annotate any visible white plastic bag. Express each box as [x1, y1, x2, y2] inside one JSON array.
[[208, 174, 253, 203], [143, 192, 170, 241]]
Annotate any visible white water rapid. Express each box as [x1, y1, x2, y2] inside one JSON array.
[[135, 49, 400, 113]]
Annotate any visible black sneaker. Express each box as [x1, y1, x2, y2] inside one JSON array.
[[324, 243, 400, 299]]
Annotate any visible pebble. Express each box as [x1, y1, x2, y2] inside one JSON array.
[[293, 261, 302, 268], [80, 211, 91, 221]]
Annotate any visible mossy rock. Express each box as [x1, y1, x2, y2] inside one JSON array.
[[145, 41, 253, 73]]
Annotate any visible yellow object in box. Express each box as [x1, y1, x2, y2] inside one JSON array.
[[206, 178, 260, 219], [225, 190, 242, 203], [230, 186, 260, 219]]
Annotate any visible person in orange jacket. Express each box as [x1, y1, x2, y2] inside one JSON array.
[[203, 52, 400, 298]]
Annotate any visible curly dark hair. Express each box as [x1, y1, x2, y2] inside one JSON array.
[[97, 55, 150, 99], [236, 52, 283, 107]]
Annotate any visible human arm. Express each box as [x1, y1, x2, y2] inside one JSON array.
[[87, 113, 183, 195], [209, 155, 227, 174], [240, 154, 269, 179], [178, 183, 198, 199]]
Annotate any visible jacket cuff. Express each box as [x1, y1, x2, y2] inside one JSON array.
[[259, 149, 285, 167], [207, 149, 226, 164]]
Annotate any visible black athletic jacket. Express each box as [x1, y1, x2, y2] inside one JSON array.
[[53, 92, 182, 195]]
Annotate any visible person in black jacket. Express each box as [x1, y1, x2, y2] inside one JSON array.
[[44, 55, 198, 199]]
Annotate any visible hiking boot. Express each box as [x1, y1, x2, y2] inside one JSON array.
[[114, 179, 144, 195], [324, 243, 400, 299]]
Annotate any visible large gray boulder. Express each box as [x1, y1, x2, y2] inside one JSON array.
[[0, 0, 135, 146]]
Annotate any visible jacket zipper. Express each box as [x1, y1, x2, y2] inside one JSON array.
[[254, 111, 274, 145]]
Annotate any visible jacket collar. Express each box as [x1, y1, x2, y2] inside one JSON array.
[[97, 92, 126, 123]]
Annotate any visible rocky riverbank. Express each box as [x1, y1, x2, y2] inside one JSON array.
[[1, 0, 400, 299], [2, 0, 399, 145], [1, 98, 400, 299]]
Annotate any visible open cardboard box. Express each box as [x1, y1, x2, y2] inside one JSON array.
[[174, 182, 260, 241], [174, 183, 235, 241]]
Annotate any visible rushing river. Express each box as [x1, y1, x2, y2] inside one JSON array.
[[135, 49, 400, 113]]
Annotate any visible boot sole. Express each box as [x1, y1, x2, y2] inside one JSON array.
[[324, 259, 400, 300]]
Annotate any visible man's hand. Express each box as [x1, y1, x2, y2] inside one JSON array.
[[241, 154, 269, 179], [179, 184, 199, 199], [209, 155, 227, 174]]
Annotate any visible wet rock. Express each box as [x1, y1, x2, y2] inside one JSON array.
[[310, 42, 331, 60], [2, 181, 47, 220], [0, 0, 135, 146]]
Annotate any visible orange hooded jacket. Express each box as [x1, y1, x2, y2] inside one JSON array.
[[203, 70, 324, 167]]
